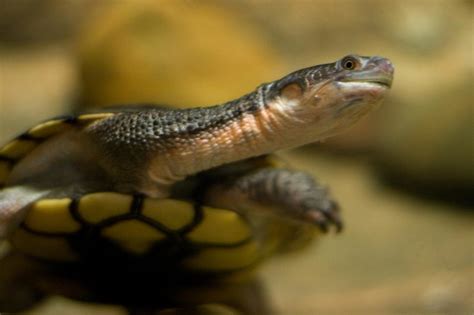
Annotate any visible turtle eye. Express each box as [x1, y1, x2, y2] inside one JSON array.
[[341, 56, 359, 70]]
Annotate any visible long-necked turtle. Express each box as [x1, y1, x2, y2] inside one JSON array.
[[0, 55, 393, 275]]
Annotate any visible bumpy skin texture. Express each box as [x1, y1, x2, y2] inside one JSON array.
[[85, 96, 266, 192], [90, 95, 262, 157]]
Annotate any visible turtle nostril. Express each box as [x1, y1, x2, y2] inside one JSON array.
[[371, 57, 394, 75], [381, 60, 394, 75]]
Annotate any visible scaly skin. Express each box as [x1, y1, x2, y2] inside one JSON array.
[[85, 54, 393, 197]]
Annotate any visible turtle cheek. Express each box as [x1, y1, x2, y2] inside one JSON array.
[[280, 82, 304, 103]]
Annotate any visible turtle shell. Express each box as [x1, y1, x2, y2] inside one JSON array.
[[11, 193, 271, 273], [0, 113, 114, 188], [0, 114, 312, 274]]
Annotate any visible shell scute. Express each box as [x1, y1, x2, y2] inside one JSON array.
[[142, 198, 195, 230], [23, 198, 80, 234], [78, 192, 132, 224], [11, 229, 79, 262], [0, 113, 114, 187], [101, 220, 167, 255], [185, 206, 251, 245]]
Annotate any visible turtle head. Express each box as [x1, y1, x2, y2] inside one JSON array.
[[266, 54, 394, 139]]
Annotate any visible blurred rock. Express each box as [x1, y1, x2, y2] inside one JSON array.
[[0, 47, 77, 143], [375, 80, 473, 202], [77, 0, 285, 109], [369, 1, 472, 202]]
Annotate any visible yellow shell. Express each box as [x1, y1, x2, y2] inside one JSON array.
[[11, 193, 263, 273]]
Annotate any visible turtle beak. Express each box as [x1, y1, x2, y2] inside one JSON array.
[[341, 57, 394, 88]]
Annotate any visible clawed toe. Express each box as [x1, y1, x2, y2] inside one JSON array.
[[304, 200, 343, 233], [305, 211, 329, 232]]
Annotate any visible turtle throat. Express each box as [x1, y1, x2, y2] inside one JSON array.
[[148, 99, 310, 187]]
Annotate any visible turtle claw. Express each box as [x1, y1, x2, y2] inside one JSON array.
[[304, 200, 343, 233], [305, 210, 329, 233], [323, 200, 343, 233]]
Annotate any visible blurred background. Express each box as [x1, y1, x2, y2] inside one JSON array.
[[0, 0, 472, 314]]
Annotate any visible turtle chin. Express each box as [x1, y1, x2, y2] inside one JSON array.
[[305, 80, 388, 140], [334, 81, 389, 116]]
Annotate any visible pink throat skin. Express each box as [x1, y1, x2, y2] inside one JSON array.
[[146, 80, 388, 197], [147, 104, 295, 192]]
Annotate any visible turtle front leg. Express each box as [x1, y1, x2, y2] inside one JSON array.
[[202, 168, 343, 233]]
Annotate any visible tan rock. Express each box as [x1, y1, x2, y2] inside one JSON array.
[[77, 0, 284, 109]]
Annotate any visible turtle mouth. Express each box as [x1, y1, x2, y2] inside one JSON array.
[[358, 77, 392, 88], [339, 71, 393, 88]]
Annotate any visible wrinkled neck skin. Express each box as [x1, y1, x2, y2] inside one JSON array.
[[148, 80, 381, 194], [154, 99, 308, 181]]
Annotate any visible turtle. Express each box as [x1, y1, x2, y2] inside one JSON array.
[[0, 54, 394, 277]]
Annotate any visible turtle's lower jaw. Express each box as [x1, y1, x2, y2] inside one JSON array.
[[338, 71, 393, 88], [334, 80, 391, 94], [342, 77, 392, 88], [366, 76, 392, 88]]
